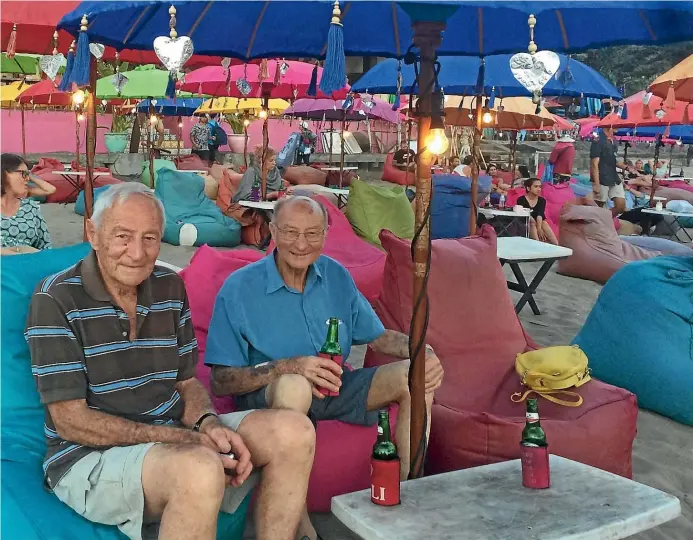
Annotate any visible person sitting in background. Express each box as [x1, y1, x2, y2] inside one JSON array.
[[190, 115, 211, 164], [486, 163, 511, 196], [392, 142, 416, 171], [517, 178, 558, 245], [548, 135, 576, 180], [448, 155, 461, 173], [453, 155, 474, 177], [1, 153, 55, 255], [234, 145, 287, 203]]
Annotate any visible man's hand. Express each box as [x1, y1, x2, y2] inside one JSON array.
[[293, 356, 343, 399], [200, 417, 253, 487], [592, 182, 601, 196], [424, 347, 444, 394]]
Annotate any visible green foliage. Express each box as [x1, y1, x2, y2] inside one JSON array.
[[110, 113, 131, 133], [574, 42, 692, 96], [224, 113, 246, 134]]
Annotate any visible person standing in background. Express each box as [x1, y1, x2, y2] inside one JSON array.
[[297, 122, 317, 166], [207, 114, 220, 166], [548, 135, 576, 181], [590, 126, 628, 217], [190, 116, 211, 164]]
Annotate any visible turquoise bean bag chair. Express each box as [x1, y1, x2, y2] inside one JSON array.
[[1, 245, 250, 539], [141, 158, 177, 187], [573, 256, 693, 425], [75, 185, 112, 216], [156, 169, 241, 247]]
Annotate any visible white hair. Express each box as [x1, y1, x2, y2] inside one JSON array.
[[91, 182, 166, 232], [272, 195, 328, 228]]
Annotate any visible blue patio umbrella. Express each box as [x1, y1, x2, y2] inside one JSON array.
[[616, 124, 693, 144], [137, 97, 204, 116], [352, 54, 622, 99]]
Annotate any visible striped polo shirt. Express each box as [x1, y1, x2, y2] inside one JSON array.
[[25, 251, 198, 489]]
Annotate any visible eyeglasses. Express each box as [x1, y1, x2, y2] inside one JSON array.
[[273, 225, 325, 244], [13, 169, 30, 180]]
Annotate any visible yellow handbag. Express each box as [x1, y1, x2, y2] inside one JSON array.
[[511, 345, 591, 407]]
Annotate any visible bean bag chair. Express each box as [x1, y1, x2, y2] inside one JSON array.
[[283, 165, 327, 186], [365, 227, 638, 478], [175, 153, 208, 171], [621, 235, 693, 256], [659, 179, 693, 193], [346, 178, 414, 248], [214, 168, 270, 247], [654, 186, 693, 206], [1, 245, 250, 540], [573, 256, 693, 425], [30, 159, 73, 203], [179, 245, 396, 512], [430, 174, 492, 239], [74, 185, 111, 216], [557, 202, 660, 284], [381, 153, 415, 186], [198, 173, 219, 200], [141, 158, 177, 187], [324, 169, 357, 188], [156, 169, 241, 247]]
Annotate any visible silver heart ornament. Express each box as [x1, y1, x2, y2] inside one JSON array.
[[89, 43, 105, 59], [510, 51, 560, 94], [236, 77, 251, 96], [111, 72, 129, 95], [153, 36, 194, 73], [40, 53, 65, 81]]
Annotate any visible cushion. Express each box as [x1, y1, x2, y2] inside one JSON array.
[[283, 165, 328, 186], [346, 178, 414, 248], [430, 174, 493, 239], [573, 256, 693, 425], [381, 153, 415, 186], [0, 245, 249, 540], [654, 186, 693, 206], [156, 170, 241, 248], [141, 158, 177, 187], [557, 203, 660, 284], [365, 227, 638, 478]]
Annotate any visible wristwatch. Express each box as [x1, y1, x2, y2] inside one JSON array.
[[192, 412, 218, 432]]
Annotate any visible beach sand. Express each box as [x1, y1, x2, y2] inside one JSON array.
[[42, 202, 692, 540]]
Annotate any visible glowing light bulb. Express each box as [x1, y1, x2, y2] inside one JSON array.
[[150, 115, 158, 125], [77, 113, 84, 122], [178, 121, 183, 128], [130, 107, 136, 114], [482, 111, 494, 124], [258, 109, 268, 119], [72, 90, 85, 105], [424, 128, 449, 156]]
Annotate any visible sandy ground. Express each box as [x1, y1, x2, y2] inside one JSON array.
[[42, 202, 693, 540]]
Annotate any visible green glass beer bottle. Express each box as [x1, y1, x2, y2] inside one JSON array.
[[371, 409, 400, 506], [318, 318, 343, 397], [521, 398, 547, 447]]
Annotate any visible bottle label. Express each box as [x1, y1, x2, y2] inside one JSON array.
[[371, 458, 400, 506], [520, 443, 550, 489], [526, 412, 539, 422], [377, 426, 384, 435], [317, 352, 343, 397]]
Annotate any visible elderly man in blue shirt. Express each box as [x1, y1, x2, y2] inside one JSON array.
[[205, 196, 444, 484]]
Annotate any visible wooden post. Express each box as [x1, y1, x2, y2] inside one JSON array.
[[147, 102, 155, 188], [84, 57, 98, 238], [243, 123, 249, 168], [339, 111, 346, 188], [469, 96, 483, 234], [409, 21, 444, 480], [20, 105, 26, 157], [260, 96, 269, 200], [177, 115, 182, 157], [649, 134, 663, 207], [75, 111, 81, 167], [510, 131, 518, 186]]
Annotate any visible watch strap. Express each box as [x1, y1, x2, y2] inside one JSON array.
[[192, 412, 218, 432]]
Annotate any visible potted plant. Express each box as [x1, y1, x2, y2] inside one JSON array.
[[103, 113, 131, 153], [223, 113, 249, 154]]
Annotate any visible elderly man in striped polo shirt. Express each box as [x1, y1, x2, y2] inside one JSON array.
[[25, 183, 316, 540]]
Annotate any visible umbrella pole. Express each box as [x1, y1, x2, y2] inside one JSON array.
[[329, 120, 334, 166], [261, 97, 269, 200], [177, 115, 182, 158], [148, 103, 154, 189], [340, 113, 346, 188], [668, 144, 674, 176], [649, 134, 663, 206], [84, 57, 97, 239], [510, 131, 518, 186], [409, 21, 444, 480], [366, 118, 372, 152], [20, 105, 26, 158], [244, 123, 249, 168], [75, 111, 81, 167], [469, 96, 483, 234]]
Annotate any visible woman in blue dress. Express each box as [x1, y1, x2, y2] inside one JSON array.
[[1, 153, 56, 255]]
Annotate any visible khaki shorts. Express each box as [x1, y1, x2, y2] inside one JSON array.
[[597, 182, 625, 202], [53, 411, 257, 540]]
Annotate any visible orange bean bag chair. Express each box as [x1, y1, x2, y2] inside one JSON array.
[[365, 226, 638, 479], [381, 153, 415, 186], [557, 201, 660, 284], [215, 167, 269, 247], [283, 165, 327, 186]]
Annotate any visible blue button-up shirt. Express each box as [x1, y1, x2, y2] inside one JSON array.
[[205, 253, 385, 368]]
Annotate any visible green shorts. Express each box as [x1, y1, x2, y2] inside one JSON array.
[[52, 411, 257, 540]]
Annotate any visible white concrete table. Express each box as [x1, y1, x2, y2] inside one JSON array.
[[497, 237, 573, 315], [178, 169, 209, 174], [57, 170, 109, 201], [332, 456, 680, 540], [479, 207, 531, 238], [318, 166, 358, 171], [641, 208, 693, 243]]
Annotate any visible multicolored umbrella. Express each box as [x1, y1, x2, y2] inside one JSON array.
[[195, 97, 289, 115], [284, 96, 400, 123], [443, 96, 555, 131], [597, 91, 690, 128], [0, 80, 34, 107], [649, 54, 693, 104], [15, 77, 72, 107]]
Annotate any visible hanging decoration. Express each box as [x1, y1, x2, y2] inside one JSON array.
[[154, 6, 193, 98], [273, 59, 282, 85], [319, 0, 347, 95], [69, 14, 93, 87], [307, 61, 319, 97], [221, 57, 232, 94], [509, 14, 559, 113], [236, 64, 251, 96], [392, 59, 403, 110], [557, 60, 575, 87], [40, 31, 65, 82], [279, 59, 290, 76], [58, 40, 76, 91], [89, 43, 105, 60]]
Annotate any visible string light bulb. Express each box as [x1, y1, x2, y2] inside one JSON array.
[[178, 121, 183, 128], [424, 115, 449, 156], [130, 107, 136, 114], [482, 109, 494, 124], [101, 99, 108, 106], [72, 90, 86, 105], [258, 109, 268, 119], [150, 114, 158, 125], [77, 113, 84, 122]]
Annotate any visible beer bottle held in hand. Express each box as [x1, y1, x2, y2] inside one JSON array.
[[318, 318, 343, 397], [520, 398, 550, 489], [371, 409, 400, 506]]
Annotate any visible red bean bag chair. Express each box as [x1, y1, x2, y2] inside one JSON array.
[[68, 162, 123, 189], [180, 244, 393, 511], [557, 201, 659, 284], [283, 165, 327, 186], [365, 226, 638, 478], [381, 153, 415, 186], [658, 179, 693, 193], [175, 154, 208, 171], [31, 159, 121, 203]]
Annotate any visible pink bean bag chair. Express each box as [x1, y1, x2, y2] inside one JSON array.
[[557, 201, 660, 284], [381, 153, 415, 186], [365, 226, 638, 478], [175, 154, 208, 171], [654, 186, 693, 205], [658, 179, 693, 193], [283, 165, 327, 186], [506, 183, 580, 238], [180, 244, 392, 511]]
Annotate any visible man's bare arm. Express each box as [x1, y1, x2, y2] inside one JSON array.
[[211, 359, 297, 397], [590, 157, 600, 185], [369, 329, 436, 360], [176, 377, 216, 428], [48, 400, 204, 448]]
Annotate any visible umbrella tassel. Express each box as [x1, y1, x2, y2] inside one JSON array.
[[642, 101, 652, 120], [273, 60, 281, 85], [475, 59, 485, 95], [620, 102, 628, 120], [664, 82, 676, 109], [683, 103, 690, 125], [579, 94, 586, 117], [319, 1, 346, 96], [6, 24, 17, 59], [392, 60, 402, 111], [488, 86, 496, 109], [307, 62, 318, 97], [70, 15, 91, 87], [259, 58, 269, 84], [165, 73, 176, 99], [58, 43, 76, 91]]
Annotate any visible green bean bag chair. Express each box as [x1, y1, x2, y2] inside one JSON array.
[[140, 158, 177, 187], [74, 185, 111, 216], [345, 178, 415, 248], [156, 169, 241, 247], [1, 244, 250, 540]]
